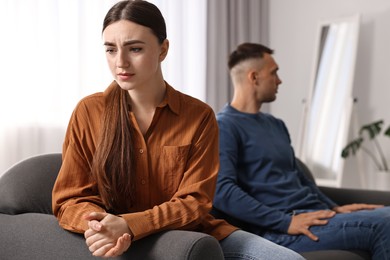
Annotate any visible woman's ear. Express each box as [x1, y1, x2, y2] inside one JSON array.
[[159, 39, 169, 62]]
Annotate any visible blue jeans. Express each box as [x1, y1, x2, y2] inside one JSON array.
[[262, 207, 390, 260], [219, 230, 304, 260]]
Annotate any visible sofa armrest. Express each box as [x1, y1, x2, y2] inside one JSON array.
[[0, 213, 224, 260], [319, 186, 390, 206], [0, 153, 61, 215]]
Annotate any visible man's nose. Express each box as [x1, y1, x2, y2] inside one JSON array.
[[277, 76, 282, 85]]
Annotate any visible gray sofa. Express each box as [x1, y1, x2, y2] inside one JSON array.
[[2, 153, 390, 260], [0, 153, 225, 260], [213, 158, 390, 260]]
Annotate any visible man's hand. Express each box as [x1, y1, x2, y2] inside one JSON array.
[[333, 203, 384, 213], [84, 212, 132, 257], [287, 210, 335, 241]]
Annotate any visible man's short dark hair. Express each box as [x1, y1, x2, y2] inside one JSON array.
[[228, 43, 274, 70]]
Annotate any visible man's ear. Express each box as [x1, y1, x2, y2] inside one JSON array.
[[248, 70, 258, 85], [159, 39, 169, 62]]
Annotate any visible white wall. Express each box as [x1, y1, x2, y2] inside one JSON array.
[[268, 0, 390, 188]]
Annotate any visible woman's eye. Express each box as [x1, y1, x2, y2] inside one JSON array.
[[105, 49, 116, 54]]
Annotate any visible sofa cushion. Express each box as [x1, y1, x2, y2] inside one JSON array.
[[0, 153, 62, 214]]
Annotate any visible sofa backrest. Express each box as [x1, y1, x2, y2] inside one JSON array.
[[0, 153, 62, 215]]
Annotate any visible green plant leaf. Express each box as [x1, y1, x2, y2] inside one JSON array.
[[385, 125, 390, 137], [359, 120, 383, 139], [341, 137, 363, 158]]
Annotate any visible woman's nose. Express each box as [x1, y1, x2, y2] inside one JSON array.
[[116, 51, 129, 68]]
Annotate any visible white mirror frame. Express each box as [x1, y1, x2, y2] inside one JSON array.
[[297, 14, 361, 187]]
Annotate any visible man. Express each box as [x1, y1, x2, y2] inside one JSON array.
[[213, 42, 390, 258]]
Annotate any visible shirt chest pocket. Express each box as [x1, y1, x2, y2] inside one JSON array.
[[160, 144, 191, 197]]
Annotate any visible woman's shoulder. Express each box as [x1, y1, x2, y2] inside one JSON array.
[[68, 91, 105, 126], [181, 92, 211, 110], [167, 85, 214, 115], [74, 92, 104, 112], [74, 81, 118, 111]]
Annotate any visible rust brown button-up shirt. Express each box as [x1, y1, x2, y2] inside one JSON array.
[[52, 81, 237, 241]]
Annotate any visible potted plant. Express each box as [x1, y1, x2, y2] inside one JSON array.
[[341, 120, 390, 171]]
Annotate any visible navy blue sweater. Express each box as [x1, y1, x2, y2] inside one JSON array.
[[213, 104, 337, 234]]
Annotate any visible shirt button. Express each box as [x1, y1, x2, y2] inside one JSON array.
[[141, 179, 146, 185], [139, 149, 144, 154]]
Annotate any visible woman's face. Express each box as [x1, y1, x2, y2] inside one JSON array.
[[102, 20, 168, 91]]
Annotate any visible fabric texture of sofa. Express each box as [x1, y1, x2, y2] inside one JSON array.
[[0, 153, 225, 260]]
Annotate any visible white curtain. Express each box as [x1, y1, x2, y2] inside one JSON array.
[[205, 0, 269, 112], [150, 0, 207, 101], [0, 0, 207, 174]]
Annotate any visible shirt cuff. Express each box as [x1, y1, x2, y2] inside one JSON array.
[[120, 211, 154, 241]]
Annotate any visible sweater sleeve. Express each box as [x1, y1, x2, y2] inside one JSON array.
[[297, 168, 338, 209], [213, 117, 292, 233]]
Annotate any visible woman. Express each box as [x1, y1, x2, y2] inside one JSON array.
[[52, 1, 303, 259]]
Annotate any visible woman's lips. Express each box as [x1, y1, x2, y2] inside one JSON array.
[[117, 72, 134, 81]]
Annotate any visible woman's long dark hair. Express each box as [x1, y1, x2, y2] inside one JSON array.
[[92, 0, 167, 213]]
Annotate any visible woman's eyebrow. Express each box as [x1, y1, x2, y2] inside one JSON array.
[[103, 40, 146, 47]]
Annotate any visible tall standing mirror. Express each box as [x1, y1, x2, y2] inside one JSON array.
[[298, 14, 360, 187]]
